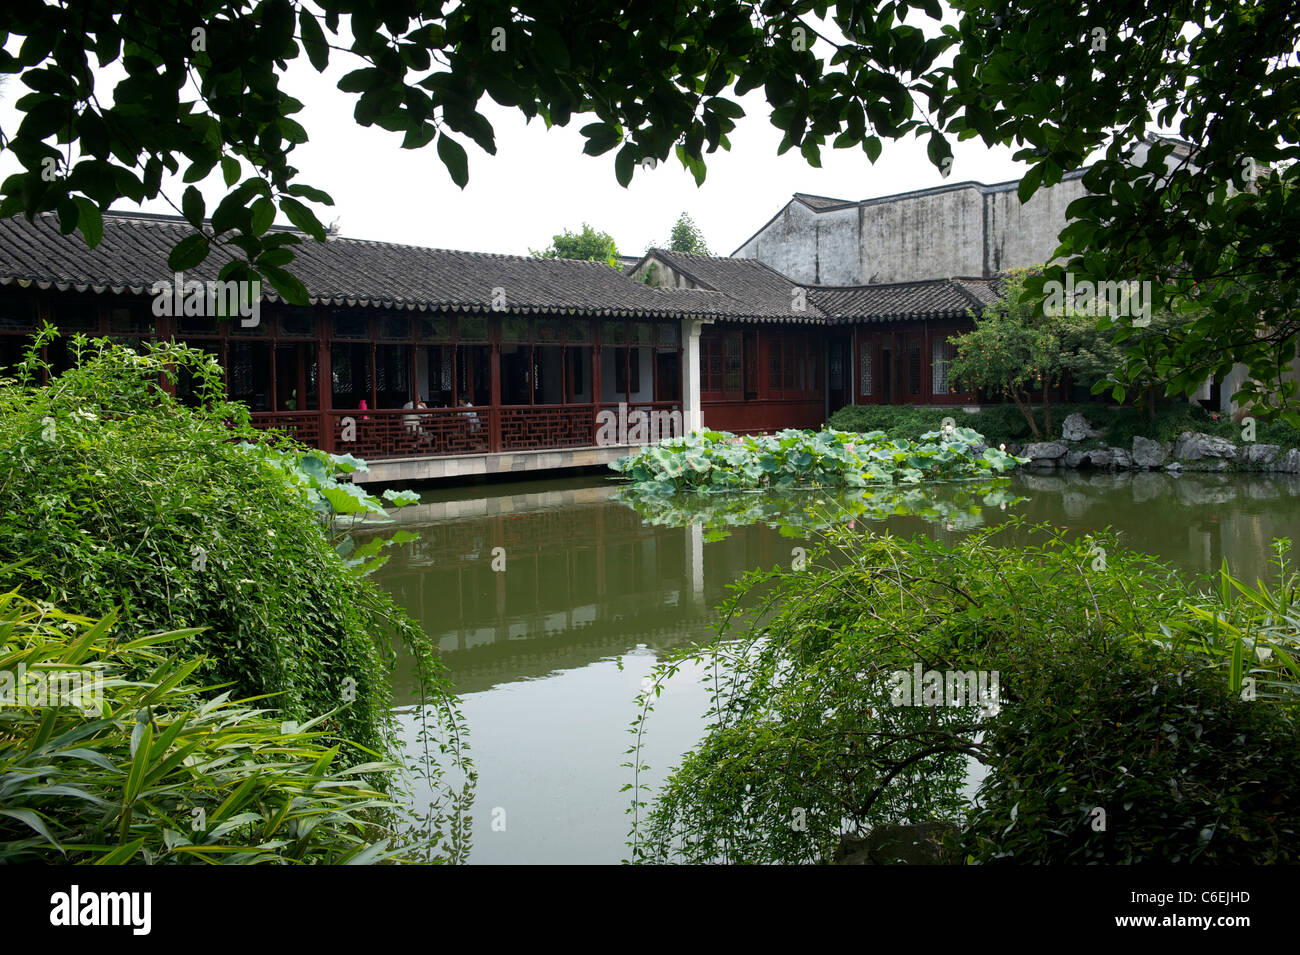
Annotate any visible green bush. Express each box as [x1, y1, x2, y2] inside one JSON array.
[[628, 521, 1300, 864], [0, 592, 419, 864], [0, 336, 463, 775], [827, 401, 1300, 450], [963, 645, 1300, 863]]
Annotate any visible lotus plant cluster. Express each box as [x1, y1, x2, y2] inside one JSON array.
[[610, 426, 1027, 493]]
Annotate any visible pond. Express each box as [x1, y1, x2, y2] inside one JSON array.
[[373, 469, 1300, 864]]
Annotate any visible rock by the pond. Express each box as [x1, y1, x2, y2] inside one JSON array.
[[1272, 448, 1300, 474], [1066, 448, 1115, 469], [1173, 431, 1238, 461], [1183, 458, 1229, 472], [1023, 441, 1069, 467], [1061, 412, 1103, 442], [1109, 447, 1133, 469], [1131, 436, 1171, 469], [1245, 443, 1281, 466], [834, 822, 960, 865]]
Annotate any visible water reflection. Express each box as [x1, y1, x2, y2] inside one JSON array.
[[610, 480, 1025, 539], [371, 469, 1300, 863]]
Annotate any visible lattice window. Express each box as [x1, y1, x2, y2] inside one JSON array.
[[932, 337, 951, 395], [860, 342, 874, 396], [724, 336, 742, 393]]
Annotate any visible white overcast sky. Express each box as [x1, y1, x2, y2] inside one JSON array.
[[0, 12, 1032, 259]]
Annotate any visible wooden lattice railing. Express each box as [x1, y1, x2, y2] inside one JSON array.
[[247, 411, 321, 448], [249, 400, 685, 459], [321, 408, 491, 458], [500, 404, 596, 451], [596, 401, 685, 445]]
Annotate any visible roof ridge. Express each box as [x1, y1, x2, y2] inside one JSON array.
[[91, 210, 628, 264]]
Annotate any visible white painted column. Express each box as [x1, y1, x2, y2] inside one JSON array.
[[688, 522, 705, 605], [681, 317, 709, 434]]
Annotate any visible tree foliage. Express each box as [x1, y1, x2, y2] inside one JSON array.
[[530, 221, 621, 268], [628, 522, 1300, 864], [666, 211, 711, 255], [0, 335, 469, 795], [948, 269, 1061, 438]]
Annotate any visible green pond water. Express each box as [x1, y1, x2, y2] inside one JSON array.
[[373, 469, 1300, 864]]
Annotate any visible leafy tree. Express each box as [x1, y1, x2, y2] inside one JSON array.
[[2, 1, 1298, 417], [1057, 305, 1196, 420], [948, 269, 1063, 439], [530, 222, 621, 268], [665, 212, 711, 255], [628, 522, 1300, 864], [0, 335, 470, 815]]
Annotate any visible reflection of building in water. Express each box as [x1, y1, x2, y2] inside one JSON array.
[[376, 490, 801, 696]]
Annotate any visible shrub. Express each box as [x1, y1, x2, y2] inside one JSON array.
[[627, 521, 1300, 864], [0, 592, 418, 864], [827, 401, 1300, 450], [0, 336, 466, 784], [962, 645, 1300, 863]]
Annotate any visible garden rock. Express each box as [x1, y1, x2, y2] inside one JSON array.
[[1173, 431, 1238, 461], [1061, 413, 1103, 442], [1109, 447, 1133, 469], [1277, 449, 1300, 474], [1245, 443, 1280, 466], [1023, 441, 1069, 467], [1066, 448, 1114, 469], [1131, 436, 1171, 468]]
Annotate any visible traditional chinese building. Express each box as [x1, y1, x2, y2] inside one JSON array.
[[0, 210, 1001, 482]]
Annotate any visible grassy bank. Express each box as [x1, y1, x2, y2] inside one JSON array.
[[828, 402, 1300, 450]]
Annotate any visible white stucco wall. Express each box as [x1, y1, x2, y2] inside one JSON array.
[[736, 172, 1091, 284], [858, 186, 986, 282], [733, 202, 861, 285]]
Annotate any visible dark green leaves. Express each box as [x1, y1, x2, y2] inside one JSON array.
[[298, 8, 330, 72], [277, 196, 325, 241], [436, 133, 469, 188], [167, 233, 210, 271], [181, 185, 205, 228], [72, 197, 102, 247], [581, 122, 621, 157]]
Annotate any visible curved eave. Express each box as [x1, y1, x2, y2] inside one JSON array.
[[0, 276, 837, 324]]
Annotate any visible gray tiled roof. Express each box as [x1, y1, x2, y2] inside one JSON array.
[[0, 211, 796, 321], [792, 192, 856, 211], [0, 211, 1007, 325], [637, 249, 828, 322], [810, 277, 1001, 322]]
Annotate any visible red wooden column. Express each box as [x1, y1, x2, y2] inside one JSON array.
[[316, 307, 333, 453], [368, 337, 377, 411], [488, 313, 502, 453], [268, 333, 278, 412], [296, 344, 308, 413], [591, 319, 603, 444]]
